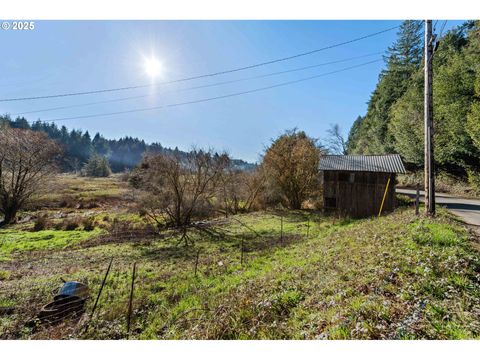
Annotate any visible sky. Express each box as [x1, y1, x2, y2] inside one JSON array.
[[0, 20, 465, 163]]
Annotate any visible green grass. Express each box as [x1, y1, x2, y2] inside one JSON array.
[[0, 228, 104, 260], [0, 269, 10, 280], [1, 205, 480, 340]]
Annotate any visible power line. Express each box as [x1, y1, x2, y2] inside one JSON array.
[[438, 20, 448, 39], [43, 59, 382, 123], [0, 25, 399, 103], [12, 51, 384, 116]]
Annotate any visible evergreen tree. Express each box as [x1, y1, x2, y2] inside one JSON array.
[[12, 117, 30, 129], [82, 154, 111, 177], [348, 20, 423, 154], [348, 20, 480, 189], [92, 132, 110, 156], [388, 71, 424, 166]]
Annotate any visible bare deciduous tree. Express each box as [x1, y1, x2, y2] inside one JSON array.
[[325, 123, 348, 155], [133, 149, 230, 245], [0, 125, 61, 226]]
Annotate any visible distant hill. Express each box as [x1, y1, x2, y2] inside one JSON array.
[[0, 115, 256, 172]]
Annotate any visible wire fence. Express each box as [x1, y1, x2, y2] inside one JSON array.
[[0, 213, 320, 339]]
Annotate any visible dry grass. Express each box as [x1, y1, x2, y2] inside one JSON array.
[[1, 207, 480, 339], [1, 175, 480, 340]]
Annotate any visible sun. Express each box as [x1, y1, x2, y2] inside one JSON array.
[[144, 57, 163, 79]]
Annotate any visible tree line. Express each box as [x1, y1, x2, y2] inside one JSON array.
[[0, 115, 254, 173], [347, 20, 480, 190]]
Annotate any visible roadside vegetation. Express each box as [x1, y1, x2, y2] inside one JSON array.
[[397, 171, 477, 198], [347, 21, 480, 194]]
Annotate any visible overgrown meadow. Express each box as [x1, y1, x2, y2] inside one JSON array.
[[1, 175, 479, 339]]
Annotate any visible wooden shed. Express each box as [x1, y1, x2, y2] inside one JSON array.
[[319, 154, 406, 218]]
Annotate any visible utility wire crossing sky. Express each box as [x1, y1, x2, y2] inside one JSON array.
[[0, 20, 463, 162]]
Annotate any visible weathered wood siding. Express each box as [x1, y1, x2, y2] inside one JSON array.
[[323, 171, 396, 218]]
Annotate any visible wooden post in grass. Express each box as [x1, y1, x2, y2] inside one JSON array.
[[194, 250, 200, 276], [306, 218, 310, 238], [240, 238, 244, 266], [280, 215, 284, 243], [84, 257, 113, 333], [127, 262, 137, 338], [415, 183, 420, 216]]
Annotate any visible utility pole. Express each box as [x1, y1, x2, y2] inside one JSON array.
[[424, 20, 435, 216]]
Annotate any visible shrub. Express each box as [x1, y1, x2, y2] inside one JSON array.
[[120, 170, 131, 182], [82, 217, 96, 231], [261, 129, 322, 209], [271, 290, 303, 316], [217, 167, 266, 214], [467, 169, 480, 195], [33, 215, 49, 231], [0, 270, 10, 280], [396, 194, 414, 207], [53, 222, 63, 230], [64, 218, 80, 231]]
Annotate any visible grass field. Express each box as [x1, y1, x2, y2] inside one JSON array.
[[1, 175, 480, 339]]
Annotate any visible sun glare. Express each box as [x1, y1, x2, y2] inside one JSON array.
[[144, 57, 163, 79]]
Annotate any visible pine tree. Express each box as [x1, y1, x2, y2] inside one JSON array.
[[82, 154, 111, 177], [348, 20, 423, 154]]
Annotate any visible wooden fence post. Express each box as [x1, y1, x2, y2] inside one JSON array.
[[127, 262, 137, 338], [415, 183, 420, 216], [84, 257, 113, 333], [240, 238, 244, 266], [280, 215, 284, 243], [194, 250, 200, 276], [306, 217, 310, 238]]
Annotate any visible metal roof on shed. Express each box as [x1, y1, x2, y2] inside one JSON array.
[[319, 154, 406, 174]]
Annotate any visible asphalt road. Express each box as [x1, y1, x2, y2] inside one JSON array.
[[397, 188, 480, 228]]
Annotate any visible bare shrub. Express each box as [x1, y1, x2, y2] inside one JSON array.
[[58, 199, 70, 208], [82, 216, 96, 231], [218, 166, 266, 215], [132, 149, 229, 245], [33, 214, 49, 231], [56, 218, 81, 231]]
